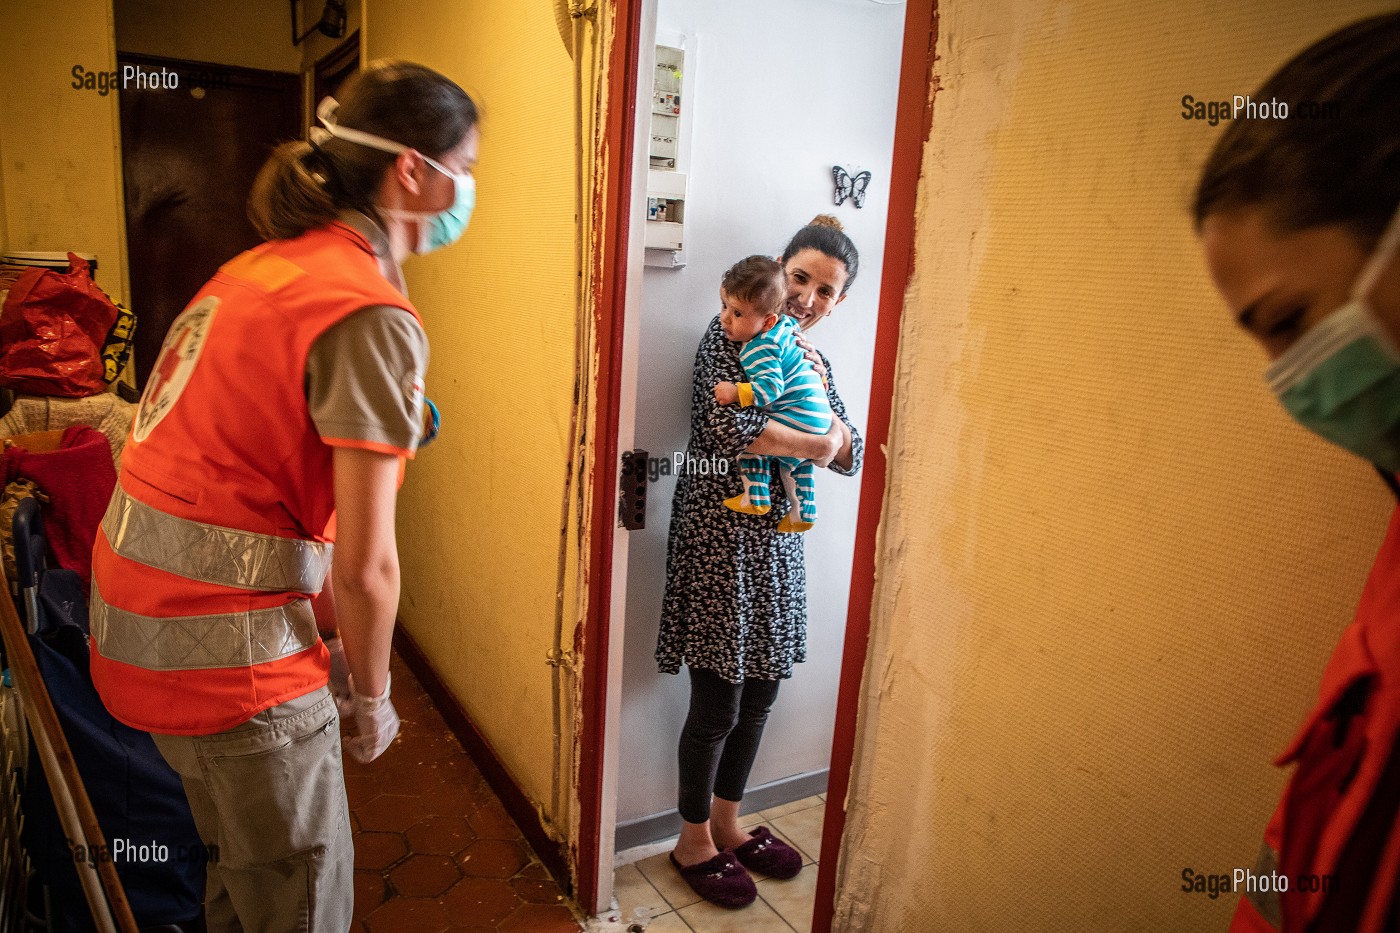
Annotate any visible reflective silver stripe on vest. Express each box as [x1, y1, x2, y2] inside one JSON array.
[[1243, 843, 1283, 928], [90, 583, 320, 671], [101, 486, 332, 594]]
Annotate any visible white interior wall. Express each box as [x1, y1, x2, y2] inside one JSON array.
[[617, 0, 906, 826]]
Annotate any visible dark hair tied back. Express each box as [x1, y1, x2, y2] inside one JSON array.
[[250, 59, 479, 241], [1193, 12, 1400, 243], [782, 213, 860, 294]]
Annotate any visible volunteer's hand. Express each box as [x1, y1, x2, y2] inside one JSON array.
[[325, 637, 354, 717], [345, 673, 400, 763]]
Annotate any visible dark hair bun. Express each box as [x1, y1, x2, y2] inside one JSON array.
[[782, 215, 860, 295]]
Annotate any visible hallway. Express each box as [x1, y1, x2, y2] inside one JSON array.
[[343, 651, 584, 932]]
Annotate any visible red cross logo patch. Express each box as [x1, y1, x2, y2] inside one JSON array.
[[133, 296, 219, 443]]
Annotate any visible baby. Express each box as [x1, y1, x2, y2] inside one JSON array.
[[713, 255, 833, 532]]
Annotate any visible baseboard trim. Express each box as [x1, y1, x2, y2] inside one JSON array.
[[392, 626, 572, 895], [613, 768, 829, 852]]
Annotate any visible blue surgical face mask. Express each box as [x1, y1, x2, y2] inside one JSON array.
[[422, 171, 475, 253], [1267, 203, 1400, 472], [314, 96, 475, 254]]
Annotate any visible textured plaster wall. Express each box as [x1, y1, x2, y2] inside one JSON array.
[[0, 109, 8, 255], [838, 0, 1397, 929], [0, 0, 129, 303], [364, 2, 581, 835]]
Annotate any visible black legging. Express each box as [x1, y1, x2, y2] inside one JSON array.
[[677, 664, 782, 824]]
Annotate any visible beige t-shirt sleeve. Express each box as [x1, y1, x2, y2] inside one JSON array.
[[305, 305, 428, 457]]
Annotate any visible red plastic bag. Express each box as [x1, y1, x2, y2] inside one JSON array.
[[0, 254, 117, 397]]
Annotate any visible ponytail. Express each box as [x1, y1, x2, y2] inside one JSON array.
[[248, 141, 341, 241]]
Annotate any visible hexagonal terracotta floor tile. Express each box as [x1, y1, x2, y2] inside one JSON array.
[[405, 815, 477, 856], [365, 895, 453, 933], [457, 838, 530, 879], [510, 863, 566, 904], [352, 869, 387, 921], [388, 853, 462, 898], [355, 793, 424, 832], [441, 874, 523, 926], [498, 901, 582, 932], [354, 831, 407, 871], [467, 798, 520, 840]]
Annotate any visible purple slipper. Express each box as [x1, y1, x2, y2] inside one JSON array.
[[669, 850, 757, 908], [730, 825, 803, 880]]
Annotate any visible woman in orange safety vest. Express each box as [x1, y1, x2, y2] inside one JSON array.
[[89, 60, 479, 931], [1194, 12, 1400, 932]]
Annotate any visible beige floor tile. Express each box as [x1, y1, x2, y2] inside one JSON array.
[[634, 851, 702, 911], [770, 804, 825, 862], [764, 825, 816, 868], [759, 795, 824, 821], [678, 895, 796, 933], [817, 793, 826, 802], [738, 811, 766, 829], [640, 909, 694, 932], [757, 868, 818, 933], [614, 863, 671, 921]]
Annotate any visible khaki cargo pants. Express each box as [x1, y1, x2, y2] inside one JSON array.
[[152, 687, 353, 933]]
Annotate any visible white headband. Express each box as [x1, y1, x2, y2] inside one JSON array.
[[312, 96, 413, 157]]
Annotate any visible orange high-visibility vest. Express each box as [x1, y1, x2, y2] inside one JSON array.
[[1231, 504, 1400, 931], [90, 221, 420, 735]]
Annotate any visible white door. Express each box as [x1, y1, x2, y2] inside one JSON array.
[[607, 0, 909, 868]]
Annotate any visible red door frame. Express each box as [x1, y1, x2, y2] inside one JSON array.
[[577, 0, 938, 922], [576, 0, 645, 914]]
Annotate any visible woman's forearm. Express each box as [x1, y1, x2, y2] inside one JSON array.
[[331, 447, 403, 699], [830, 419, 854, 472], [333, 560, 399, 698], [746, 419, 839, 462]]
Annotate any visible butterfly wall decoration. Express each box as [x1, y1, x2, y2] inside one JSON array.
[[832, 165, 872, 208]]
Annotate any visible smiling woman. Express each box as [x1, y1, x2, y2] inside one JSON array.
[[1193, 11, 1400, 933], [655, 215, 866, 908]]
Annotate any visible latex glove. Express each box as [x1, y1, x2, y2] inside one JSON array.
[[345, 673, 400, 764], [325, 637, 354, 717], [419, 398, 440, 447]]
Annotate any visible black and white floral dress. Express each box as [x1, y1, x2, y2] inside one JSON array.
[[655, 315, 865, 684]]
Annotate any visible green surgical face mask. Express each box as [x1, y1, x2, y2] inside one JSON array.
[[1267, 205, 1400, 472]]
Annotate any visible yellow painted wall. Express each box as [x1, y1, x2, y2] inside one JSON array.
[[838, 1, 1396, 929], [364, 3, 582, 838], [299, 0, 364, 71], [115, 0, 304, 72], [0, 0, 129, 303], [0, 114, 8, 256]]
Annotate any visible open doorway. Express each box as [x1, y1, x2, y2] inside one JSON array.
[[584, 0, 931, 927], [112, 0, 361, 388]]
